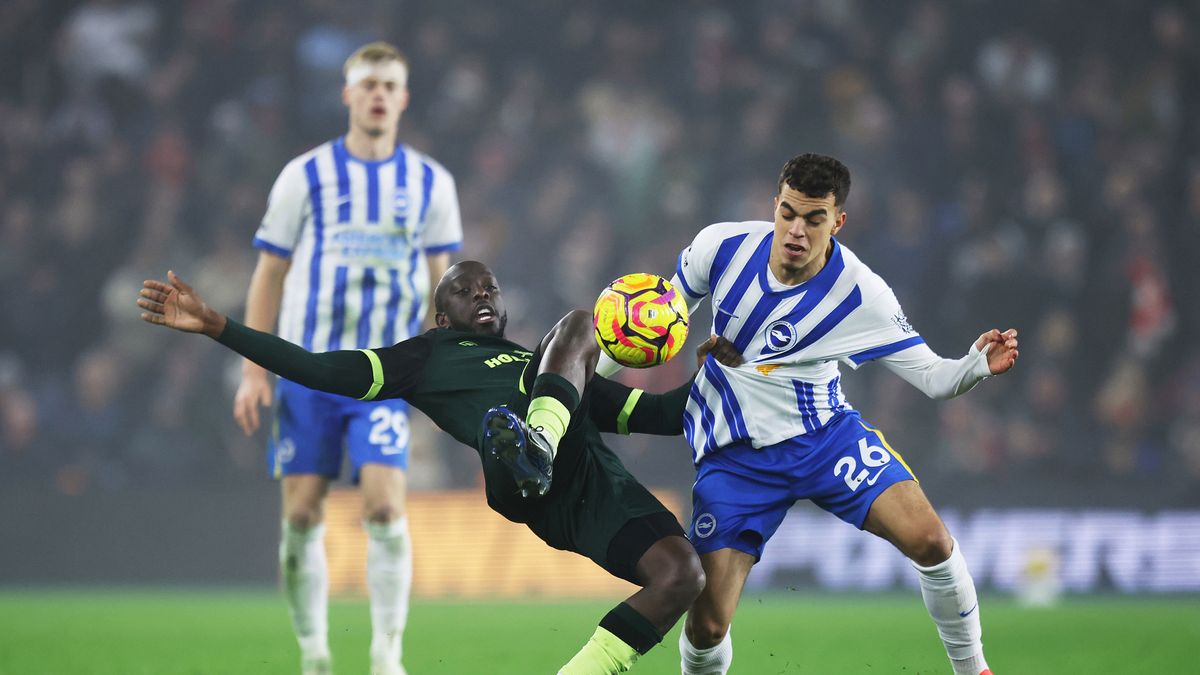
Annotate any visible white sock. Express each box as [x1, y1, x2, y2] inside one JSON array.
[[679, 626, 733, 675], [280, 521, 329, 659], [366, 516, 413, 669], [913, 539, 989, 675], [950, 653, 990, 675]]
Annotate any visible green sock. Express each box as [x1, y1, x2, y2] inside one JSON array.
[[527, 372, 579, 456], [557, 626, 639, 675]]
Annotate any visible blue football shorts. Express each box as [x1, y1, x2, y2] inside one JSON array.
[[267, 378, 410, 481], [688, 410, 916, 559]]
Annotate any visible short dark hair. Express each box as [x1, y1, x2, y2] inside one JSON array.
[[777, 153, 851, 207]]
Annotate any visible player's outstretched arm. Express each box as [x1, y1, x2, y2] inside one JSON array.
[[138, 271, 381, 400], [589, 335, 740, 437], [878, 327, 1019, 400]]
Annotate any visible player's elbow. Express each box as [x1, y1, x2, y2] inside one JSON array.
[[931, 382, 979, 401], [920, 378, 959, 401]]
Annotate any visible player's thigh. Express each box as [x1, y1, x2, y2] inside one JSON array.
[[686, 547, 756, 645], [345, 398, 412, 477], [606, 510, 691, 586], [862, 479, 952, 566], [359, 463, 408, 522], [281, 474, 331, 528], [270, 380, 346, 479], [533, 441, 669, 576]]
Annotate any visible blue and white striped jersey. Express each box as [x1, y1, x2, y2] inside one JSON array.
[[673, 221, 927, 463], [253, 137, 462, 352]]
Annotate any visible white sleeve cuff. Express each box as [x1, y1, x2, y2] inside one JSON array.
[[967, 341, 993, 380]]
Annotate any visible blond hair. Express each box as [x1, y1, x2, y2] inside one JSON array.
[[343, 41, 409, 76]]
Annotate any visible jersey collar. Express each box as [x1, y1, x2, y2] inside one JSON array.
[[758, 236, 844, 298]]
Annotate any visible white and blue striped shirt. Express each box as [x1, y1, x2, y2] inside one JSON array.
[[253, 137, 462, 352], [673, 221, 936, 463]]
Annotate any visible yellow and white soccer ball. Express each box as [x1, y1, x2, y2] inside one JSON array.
[[593, 273, 689, 368]]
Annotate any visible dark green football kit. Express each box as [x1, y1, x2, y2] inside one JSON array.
[[216, 320, 690, 581]]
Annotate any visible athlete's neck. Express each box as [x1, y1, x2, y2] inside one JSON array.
[[344, 128, 398, 161]]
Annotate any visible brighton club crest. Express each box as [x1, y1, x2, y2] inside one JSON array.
[[764, 320, 798, 352]]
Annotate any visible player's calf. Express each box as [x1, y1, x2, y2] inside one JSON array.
[[281, 521, 331, 670], [630, 536, 705, 634]]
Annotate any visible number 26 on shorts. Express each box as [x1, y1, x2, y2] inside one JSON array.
[[834, 437, 891, 492]]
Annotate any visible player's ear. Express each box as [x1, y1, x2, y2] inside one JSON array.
[[831, 210, 847, 235], [342, 85, 351, 107], [434, 312, 449, 328]]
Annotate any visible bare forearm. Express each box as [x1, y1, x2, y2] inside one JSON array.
[[244, 260, 286, 330], [242, 253, 289, 371]]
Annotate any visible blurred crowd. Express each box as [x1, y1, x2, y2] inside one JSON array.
[[1, 0, 1197, 506]]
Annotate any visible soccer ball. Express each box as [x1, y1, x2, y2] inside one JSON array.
[[593, 273, 689, 368]]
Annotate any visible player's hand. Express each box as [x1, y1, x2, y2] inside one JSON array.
[[233, 368, 273, 436], [974, 328, 1019, 375], [696, 335, 744, 369], [138, 271, 225, 337]]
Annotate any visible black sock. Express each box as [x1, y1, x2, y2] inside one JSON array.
[[530, 372, 580, 411], [598, 602, 663, 655]]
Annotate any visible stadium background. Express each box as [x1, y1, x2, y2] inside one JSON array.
[[0, 0, 1198, 672]]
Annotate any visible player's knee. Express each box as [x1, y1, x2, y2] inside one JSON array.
[[363, 503, 402, 525], [675, 553, 707, 605], [286, 514, 321, 531], [687, 615, 730, 649], [561, 308, 592, 330], [559, 309, 599, 350], [652, 550, 705, 612], [908, 528, 954, 567], [284, 509, 323, 531], [655, 552, 706, 609]]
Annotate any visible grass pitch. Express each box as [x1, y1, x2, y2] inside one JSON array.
[[0, 590, 1194, 673]]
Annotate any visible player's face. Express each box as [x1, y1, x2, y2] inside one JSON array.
[[435, 266, 508, 337], [342, 61, 410, 138], [770, 187, 846, 285]]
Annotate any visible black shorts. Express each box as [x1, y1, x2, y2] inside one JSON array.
[[525, 427, 686, 584], [604, 510, 688, 584]]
